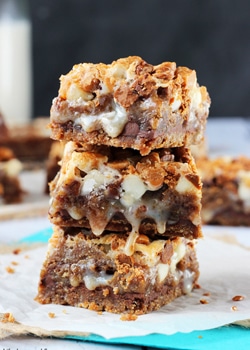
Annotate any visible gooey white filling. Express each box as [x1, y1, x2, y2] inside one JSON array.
[[67, 236, 193, 292], [74, 102, 128, 138], [56, 147, 199, 237]]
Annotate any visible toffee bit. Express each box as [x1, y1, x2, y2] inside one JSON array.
[[13, 248, 21, 255], [232, 295, 244, 302], [231, 305, 238, 311], [200, 299, 209, 304]]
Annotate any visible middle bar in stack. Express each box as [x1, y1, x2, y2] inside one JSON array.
[[36, 56, 210, 314]]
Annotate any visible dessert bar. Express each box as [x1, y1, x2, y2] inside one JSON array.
[[0, 117, 53, 162], [0, 146, 23, 204], [36, 226, 199, 314], [197, 156, 250, 225], [49, 141, 202, 239], [50, 56, 210, 155]]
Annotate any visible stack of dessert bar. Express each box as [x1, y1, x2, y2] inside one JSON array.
[[36, 56, 210, 314]]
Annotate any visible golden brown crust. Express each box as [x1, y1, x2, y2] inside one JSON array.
[[50, 56, 210, 155]]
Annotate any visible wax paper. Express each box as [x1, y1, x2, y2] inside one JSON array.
[[0, 227, 249, 340]]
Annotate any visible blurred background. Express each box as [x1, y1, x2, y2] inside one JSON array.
[[29, 0, 250, 118]]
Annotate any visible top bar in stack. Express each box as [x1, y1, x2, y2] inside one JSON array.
[[50, 56, 210, 155]]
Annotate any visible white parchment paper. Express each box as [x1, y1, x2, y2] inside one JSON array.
[[0, 227, 250, 340]]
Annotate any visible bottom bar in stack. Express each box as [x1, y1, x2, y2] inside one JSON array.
[[36, 226, 199, 315]]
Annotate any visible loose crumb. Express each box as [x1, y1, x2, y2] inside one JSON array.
[[1, 312, 16, 323], [232, 295, 244, 302], [120, 313, 138, 321], [48, 312, 55, 318], [194, 283, 201, 289], [97, 311, 103, 315], [11, 261, 19, 266], [62, 309, 67, 314], [231, 305, 238, 311], [200, 299, 209, 304], [24, 255, 30, 259], [203, 292, 211, 297], [198, 335, 203, 339], [13, 248, 21, 255], [5, 266, 15, 274]]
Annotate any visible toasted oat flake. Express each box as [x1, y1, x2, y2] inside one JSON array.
[[200, 299, 209, 304], [232, 295, 244, 302]]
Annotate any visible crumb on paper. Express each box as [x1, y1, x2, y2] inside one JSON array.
[[11, 261, 19, 266], [203, 292, 211, 297], [198, 335, 203, 339], [200, 299, 209, 304], [5, 266, 15, 274], [97, 311, 103, 315], [24, 254, 30, 259], [13, 248, 21, 255], [232, 295, 244, 302], [62, 309, 67, 314], [120, 313, 138, 321], [48, 312, 55, 318], [231, 305, 238, 311], [194, 283, 201, 289], [1, 312, 16, 323]]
